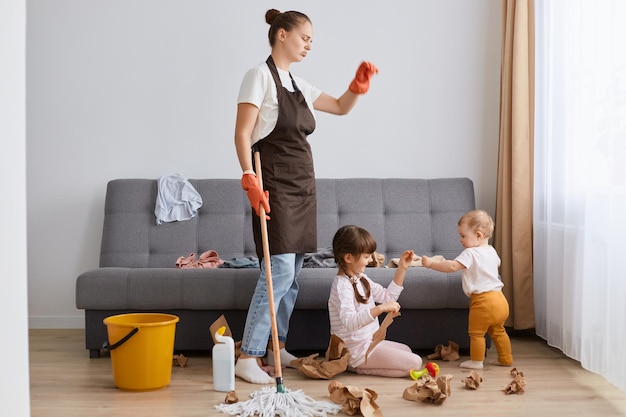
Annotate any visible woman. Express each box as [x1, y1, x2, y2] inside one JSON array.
[[234, 8, 378, 384]]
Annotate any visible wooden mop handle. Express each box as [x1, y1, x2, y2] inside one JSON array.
[[253, 151, 284, 384]]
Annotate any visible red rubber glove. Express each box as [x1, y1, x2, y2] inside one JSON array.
[[241, 173, 270, 219], [349, 61, 379, 94]]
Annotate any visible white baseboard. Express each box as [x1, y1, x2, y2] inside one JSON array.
[[29, 315, 85, 329]]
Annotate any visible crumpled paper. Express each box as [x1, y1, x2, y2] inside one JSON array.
[[292, 334, 349, 379], [386, 254, 445, 268], [294, 310, 398, 377], [504, 368, 526, 394], [224, 390, 238, 404], [427, 340, 460, 361], [403, 374, 454, 405], [172, 354, 188, 367], [461, 370, 483, 389], [367, 252, 386, 268], [365, 310, 400, 363], [328, 381, 384, 417]]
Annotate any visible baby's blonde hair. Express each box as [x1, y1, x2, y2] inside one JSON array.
[[458, 209, 494, 239]]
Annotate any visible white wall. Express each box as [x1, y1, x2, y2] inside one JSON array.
[[2, 0, 31, 414], [27, 0, 502, 328]]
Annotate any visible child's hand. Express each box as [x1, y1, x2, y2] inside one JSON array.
[[397, 250, 415, 270], [421, 255, 433, 268], [380, 301, 401, 313]]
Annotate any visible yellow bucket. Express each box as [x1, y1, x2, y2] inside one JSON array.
[[103, 313, 179, 391]]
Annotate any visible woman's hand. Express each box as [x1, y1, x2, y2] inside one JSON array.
[[241, 173, 270, 220], [349, 61, 379, 94]]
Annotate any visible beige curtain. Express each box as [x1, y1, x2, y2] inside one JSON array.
[[495, 0, 535, 330]]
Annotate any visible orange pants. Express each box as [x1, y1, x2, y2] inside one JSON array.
[[468, 291, 513, 364]]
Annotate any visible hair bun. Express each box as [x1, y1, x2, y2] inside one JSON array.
[[265, 9, 281, 25]]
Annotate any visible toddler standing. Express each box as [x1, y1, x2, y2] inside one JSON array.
[[421, 209, 513, 369]]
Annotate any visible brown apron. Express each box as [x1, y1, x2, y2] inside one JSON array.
[[252, 56, 317, 259]]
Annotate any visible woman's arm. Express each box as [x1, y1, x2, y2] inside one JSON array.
[[234, 102, 260, 172], [313, 91, 359, 115], [313, 61, 378, 115]]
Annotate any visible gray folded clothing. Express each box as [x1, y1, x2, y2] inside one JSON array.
[[221, 257, 259, 269], [303, 247, 337, 268]]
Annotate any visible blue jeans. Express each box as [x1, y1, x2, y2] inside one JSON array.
[[240, 253, 304, 357]]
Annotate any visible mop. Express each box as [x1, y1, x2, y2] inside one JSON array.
[[216, 151, 342, 417]]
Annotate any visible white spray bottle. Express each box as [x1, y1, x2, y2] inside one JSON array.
[[212, 325, 235, 392]]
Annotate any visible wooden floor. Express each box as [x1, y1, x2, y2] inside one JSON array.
[[30, 329, 626, 417]]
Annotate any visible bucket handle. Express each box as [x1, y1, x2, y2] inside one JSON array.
[[101, 327, 139, 352]]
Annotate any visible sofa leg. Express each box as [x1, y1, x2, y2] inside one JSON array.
[[89, 348, 101, 358]]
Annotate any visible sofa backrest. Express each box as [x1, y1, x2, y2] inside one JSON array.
[[99, 178, 475, 268]]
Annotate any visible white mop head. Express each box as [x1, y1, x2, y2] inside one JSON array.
[[215, 385, 342, 417]]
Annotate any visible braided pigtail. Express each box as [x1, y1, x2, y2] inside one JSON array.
[[333, 225, 377, 304], [351, 276, 371, 304]]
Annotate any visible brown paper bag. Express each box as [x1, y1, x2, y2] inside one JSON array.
[[365, 310, 400, 363], [209, 315, 233, 345]]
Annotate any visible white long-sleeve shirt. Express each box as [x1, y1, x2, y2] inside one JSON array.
[[328, 273, 403, 368]]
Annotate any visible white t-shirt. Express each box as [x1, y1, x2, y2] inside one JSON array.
[[237, 62, 322, 145], [455, 245, 503, 297]]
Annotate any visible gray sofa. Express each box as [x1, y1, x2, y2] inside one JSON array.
[[76, 178, 476, 358]]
